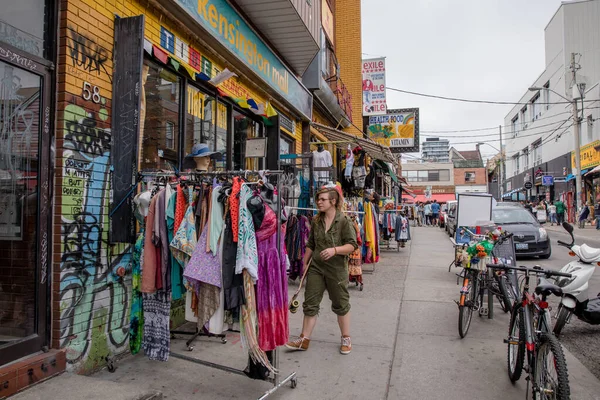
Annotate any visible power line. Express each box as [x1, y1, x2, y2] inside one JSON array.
[[420, 110, 572, 134], [386, 86, 599, 106], [421, 119, 568, 138]]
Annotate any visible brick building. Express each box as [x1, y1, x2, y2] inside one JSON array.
[[0, 0, 387, 393], [450, 147, 488, 194]]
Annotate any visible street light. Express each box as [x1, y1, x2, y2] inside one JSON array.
[[529, 84, 584, 211], [478, 142, 502, 199]]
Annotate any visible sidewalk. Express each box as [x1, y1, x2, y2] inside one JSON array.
[[545, 222, 600, 241], [11, 230, 600, 399]]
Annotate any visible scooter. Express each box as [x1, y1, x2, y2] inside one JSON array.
[[552, 221, 600, 336]]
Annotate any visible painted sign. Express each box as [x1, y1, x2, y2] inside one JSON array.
[[174, 0, 313, 119], [322, 0, 334, 42], [571, 139, 600, 170], [367, 108, 420, 153], [362, 58, 387, 115]]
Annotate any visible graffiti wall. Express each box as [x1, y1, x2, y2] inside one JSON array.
[[56, 14, 132, 372]]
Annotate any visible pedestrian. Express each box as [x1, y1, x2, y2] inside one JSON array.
[[431, 200, 441, 227], [594, 200, 600, 230], [524, 201, 533, 214], [424, 201, 432, 226], [555, 199, 566, 224], [578, 202, 590, 229], [417, 202, 424, 227], [547, 202, 557, 226], [285, 186, 358, 355]]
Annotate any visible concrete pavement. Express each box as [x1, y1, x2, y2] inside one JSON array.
[[11, 227, 600, 399]]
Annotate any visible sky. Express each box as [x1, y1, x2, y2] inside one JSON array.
[[361, 0, 566, 161]]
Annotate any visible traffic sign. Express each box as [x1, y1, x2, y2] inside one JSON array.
[[524, 181, 533, 190], [542, 175, 554, 186]]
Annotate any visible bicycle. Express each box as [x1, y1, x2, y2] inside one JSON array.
[[487, 263, 573, 400], [456, 231, 517, 338]]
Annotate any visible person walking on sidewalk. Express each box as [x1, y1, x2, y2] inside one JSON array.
[[578, 202, 590, 229], [594, 201, 600, 230], [285, 186, 358, 355], [424, 201, 432, 226], [548, 202, 557, 226], [431, 200, 441, 226], [555, 199, 566, 224]]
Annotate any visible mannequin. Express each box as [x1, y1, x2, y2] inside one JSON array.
[[194, 155, 211, 172], [312, 143, 332, 183]]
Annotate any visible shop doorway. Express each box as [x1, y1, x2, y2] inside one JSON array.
[[0, 57, 52, 366]]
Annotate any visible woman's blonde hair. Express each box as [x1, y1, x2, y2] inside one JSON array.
[[314, 187, 343, 222]]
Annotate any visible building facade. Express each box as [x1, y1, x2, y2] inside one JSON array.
[[0, 0, 371, 389], [450, 147, 487, 194], [400, 162, 455, 202], [503, 0, 600, 220], [422, 137, 450, 162]]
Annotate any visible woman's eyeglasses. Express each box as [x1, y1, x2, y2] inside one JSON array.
[[316, 197, 330, 203]]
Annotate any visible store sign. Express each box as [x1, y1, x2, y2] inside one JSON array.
[[542, 175, 554, 186], [362, 58, 387, 115], [175, 0, 313, 119], [571, 139, 600, 170], [367, 108, 420, 153], [322, 1, 334, 42]]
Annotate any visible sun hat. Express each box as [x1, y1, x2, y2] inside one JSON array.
[[185, 143, 223, 160]]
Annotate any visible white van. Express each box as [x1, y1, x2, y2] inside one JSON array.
[[445, 200, 458, 237]]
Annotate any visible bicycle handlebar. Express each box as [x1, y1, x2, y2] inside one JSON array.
[[486, 263, 572, 278]]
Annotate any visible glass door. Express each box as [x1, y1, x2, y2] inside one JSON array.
[[0, 57, 51, 365]]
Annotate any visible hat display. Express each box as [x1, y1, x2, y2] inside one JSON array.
[[185, 143, 223, 160]]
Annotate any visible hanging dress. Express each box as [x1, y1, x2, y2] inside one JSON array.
[[129, 225, 145, 354], [253, 197, 289, 351], [348, 218, 363, 285]]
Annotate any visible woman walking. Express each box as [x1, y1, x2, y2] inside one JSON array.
[[285, 186, 358, 354]]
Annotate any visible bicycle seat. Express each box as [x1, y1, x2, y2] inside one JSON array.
[[535, 279, 563, 297]]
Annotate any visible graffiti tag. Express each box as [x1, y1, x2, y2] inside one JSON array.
[[67, 28, 110, 79]]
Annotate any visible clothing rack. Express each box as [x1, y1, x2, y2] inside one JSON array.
[[138, 168, 297, 398]]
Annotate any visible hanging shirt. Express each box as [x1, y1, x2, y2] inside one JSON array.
[[236, 186, 259, 281], [313, 149, 332, 180], [344, 149, 354, 178]]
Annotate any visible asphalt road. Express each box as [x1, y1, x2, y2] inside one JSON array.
[[516, 228, 600, 381]]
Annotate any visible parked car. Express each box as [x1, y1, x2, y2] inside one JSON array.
[[492, 203, 551, 259], [446, 200, 458, 237]]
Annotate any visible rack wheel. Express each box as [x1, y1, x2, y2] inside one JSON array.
[[359, 284, 364, 292], [291, 377, 298, 389], [221, 337, 227, 344], [187, 345, 194, 351]]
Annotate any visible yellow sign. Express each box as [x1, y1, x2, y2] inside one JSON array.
[[322, 1, 334, 42], [571, 140, 600, 170]]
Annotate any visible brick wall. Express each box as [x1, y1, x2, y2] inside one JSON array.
[[454, 167, 487, 185], [334, 0, 363, 135]]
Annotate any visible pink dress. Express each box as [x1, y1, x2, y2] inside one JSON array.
[[255, 201, 289, 351]]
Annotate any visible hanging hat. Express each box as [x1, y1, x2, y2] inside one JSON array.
[[185, 143, 223, 160]]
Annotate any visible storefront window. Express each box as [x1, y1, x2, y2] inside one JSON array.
[[233, 110, 262, 170], [182, 85, 216, 170], [140, 60, 181, 171], [0, 60, 41, 347], [0, 0, 46, 58], [215, 101, 228, 171]]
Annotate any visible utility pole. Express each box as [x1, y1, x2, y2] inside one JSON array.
[[571, 52, 583, 212], [499, 125, 503, 200]]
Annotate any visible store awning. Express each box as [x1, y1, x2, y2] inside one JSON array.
[[401, 186, 417, 198], [412, 194, 456, 203], [566, 169, 590, 182], [311, 122, 396, 164], [585, 165, 600, 176], [373, 159, 398, 183]]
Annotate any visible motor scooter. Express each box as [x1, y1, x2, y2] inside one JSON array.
[[553, 221, 600, 336]]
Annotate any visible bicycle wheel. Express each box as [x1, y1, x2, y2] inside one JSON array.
[[507, 305, 525, 382], [458, 274, 475, 338], [533, 333, 570, 400], [497, 274, 513, 313]]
